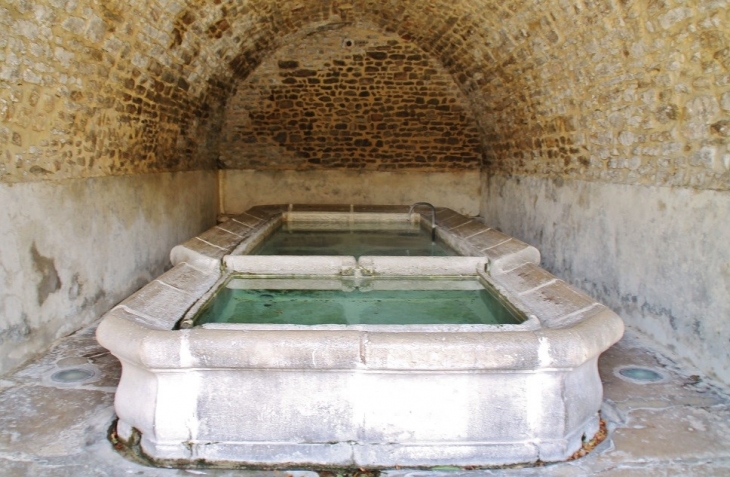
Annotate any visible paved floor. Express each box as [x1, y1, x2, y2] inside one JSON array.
[[1, 322, 729, 477]]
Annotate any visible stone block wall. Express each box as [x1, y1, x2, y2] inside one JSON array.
[[2, 1, 727, 188], [481, 174, 730, 386], [475, 0, 730, 191], [219, 27, 482, 171], [220, 169, 481, 215], [0, 1, 225, 183]]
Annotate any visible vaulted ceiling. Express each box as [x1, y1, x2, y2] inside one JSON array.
[[1, 0, 727, 189]]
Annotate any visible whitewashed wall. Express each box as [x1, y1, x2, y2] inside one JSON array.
[[0, 171, 218, 375], [220, 169, 481, 216], [481, 173, 730, 386]]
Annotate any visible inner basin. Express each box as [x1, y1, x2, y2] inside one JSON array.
[[251, 221, 456, 258], [193, 276, 524, 327]]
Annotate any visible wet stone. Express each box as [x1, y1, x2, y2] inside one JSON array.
[[0, 385, 113, 457]]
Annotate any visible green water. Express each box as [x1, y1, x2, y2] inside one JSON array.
[[194, 279, 523, 326], [252, 223, 456, 258]]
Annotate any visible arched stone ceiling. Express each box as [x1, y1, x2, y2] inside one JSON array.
[[156, 0, 559, 141], [1, 0, 728, 189]]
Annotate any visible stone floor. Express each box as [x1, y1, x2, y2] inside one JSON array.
[[1, 323, 729, 477]]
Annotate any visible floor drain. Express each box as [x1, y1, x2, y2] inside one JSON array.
[[50, 368, 95, 384], [615, 366, 666, 384]]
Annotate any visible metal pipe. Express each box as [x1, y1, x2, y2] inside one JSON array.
[[408, 202, 437, 243]]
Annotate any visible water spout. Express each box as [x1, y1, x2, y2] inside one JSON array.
[[408, 202, 437, 243]]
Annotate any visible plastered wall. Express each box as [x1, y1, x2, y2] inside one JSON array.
[[0, 171, 217, 374], [481, 174, 730, 386], [220, 169, 480, 216]]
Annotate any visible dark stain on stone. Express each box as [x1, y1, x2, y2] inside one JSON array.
[[273, 132, 287, 144], [654, 104, 678, 123], [29, 165, 52, 176], [68, 273, 84, 300], [366, 51, 388, 60], [692, 319, 702, 337], [229, 52, 262, 80], [82, 287, 108, 313], [710, 120, 729, 137], [293, 69, 318, 77], [278, 60, 299, 69], [0, 313, 31, 344], [31, 242, 62, 305]]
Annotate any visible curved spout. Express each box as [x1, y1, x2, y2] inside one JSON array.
[[408, 202, 437, 243]]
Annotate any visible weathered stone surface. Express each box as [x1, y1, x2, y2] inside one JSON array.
[[518, 280, 599, 324], [2, 307, 730, 476], [358, 256, 486, 277], [155, 262, 219, 296], [466, 228, 512, 251], [215, 218, 255, 237], [449, 219, 491, 239], [438, 212, 472, 230], [224, 255, 357, 276], [119, 280, 196, 329], [495, 263, 558, 295], [196, 225, 246, 249], [231, 212, 264, 228], [177, 237, 227, 258], [601, 405, 730, 464], [0, 385, 113, 457], [481, 239, 541, 273]]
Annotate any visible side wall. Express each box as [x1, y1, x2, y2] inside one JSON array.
[[0, 171, 217, 375], [481, 173, 730, 385], [220, 169, 481, 216]]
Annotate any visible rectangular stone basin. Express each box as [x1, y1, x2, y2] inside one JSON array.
[[99, 205, 624, 469]]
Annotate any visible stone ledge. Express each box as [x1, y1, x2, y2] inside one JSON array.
[[358, 256, 487, 276], [165, 203, 616, 335], [170, 205, 542, 275], [224, 255, 358, 275], [98, 309, 621, 371]]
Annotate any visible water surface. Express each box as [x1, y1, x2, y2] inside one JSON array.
[[195, 278, 523, 326], [252, 222, 456, 258]]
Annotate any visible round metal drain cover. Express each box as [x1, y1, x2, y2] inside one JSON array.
[[51, 368, 95, 383], [616, 366, 666, 383]]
